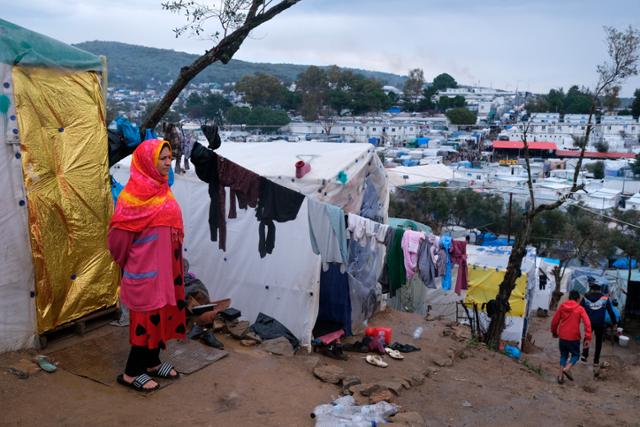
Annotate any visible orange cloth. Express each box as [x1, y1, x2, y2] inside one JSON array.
[[110, 139, 183, 233]]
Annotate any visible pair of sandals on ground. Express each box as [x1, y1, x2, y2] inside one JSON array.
[[365, 347, 405, 368], [117, 362, 179, 392]]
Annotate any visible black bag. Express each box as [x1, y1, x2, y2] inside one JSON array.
[[220, 307, 241, 321]]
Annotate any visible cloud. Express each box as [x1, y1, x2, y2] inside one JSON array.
[[3, 0, 640, 95]]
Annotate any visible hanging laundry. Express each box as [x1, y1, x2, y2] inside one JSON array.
[[386, 227, 407, 297], [417, 237, 437, 288], [218, 156, 260, 220], [255, 177, 305, 258], [439, 236, 453, 291], [427, 234, 440, 273], [190, 143, 261, 251], [347, 213, 376, 246], [189, 142, 221, 246], [308, 198, 348, 269], [401, 230, 425, 280], [451, 240, 468, 295], [377, 227, 394, 294]]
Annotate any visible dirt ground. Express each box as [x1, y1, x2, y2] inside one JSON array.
[[1, 308, 639, 427]]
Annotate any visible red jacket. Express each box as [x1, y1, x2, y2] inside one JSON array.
[[551, 300, 592, 341]]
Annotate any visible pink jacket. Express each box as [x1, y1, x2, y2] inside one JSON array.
[[108, 226, 177, 311], [401, 230, 425, 280]]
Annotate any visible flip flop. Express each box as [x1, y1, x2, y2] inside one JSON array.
[[117, 374, 160, 393], [147, 362, 180, 379], [562, 370, 574, 381], [556, 375, 564, 384], [35, 355, 57, 373], [365, 355, 388, 368], [384, 347, 405, 360]]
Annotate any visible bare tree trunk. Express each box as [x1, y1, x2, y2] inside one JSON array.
[[485, 218, 531, 348], [549, 266, 564, 310]]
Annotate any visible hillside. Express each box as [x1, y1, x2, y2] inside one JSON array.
[[74, 41, 406, 90]]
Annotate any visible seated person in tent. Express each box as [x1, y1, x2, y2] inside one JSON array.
[[551, 290, 592, 384], [108, 139, 186, 392]]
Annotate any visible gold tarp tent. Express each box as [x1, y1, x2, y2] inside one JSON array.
[[13, 67, 119, 333], [464, 268, 527, 317]]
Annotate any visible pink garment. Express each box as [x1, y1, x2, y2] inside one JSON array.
[[108, 226, 178, 311], [451, 240, 468, 295], [401, 230, 425, 280]]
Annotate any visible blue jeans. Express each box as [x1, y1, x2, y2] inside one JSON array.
[[559, 339, 580, 367]]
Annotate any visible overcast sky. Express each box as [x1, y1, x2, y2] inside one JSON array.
[[4, 0, 640, 96]]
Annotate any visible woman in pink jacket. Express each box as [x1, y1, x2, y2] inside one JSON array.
[[108, 139, 186, 392]]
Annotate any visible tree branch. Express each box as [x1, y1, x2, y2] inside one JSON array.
[[142, 0, 300, 132]]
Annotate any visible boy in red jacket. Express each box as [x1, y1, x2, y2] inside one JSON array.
[[551, 290, 592, 384]]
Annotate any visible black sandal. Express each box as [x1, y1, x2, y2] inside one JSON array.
[[147, 362, 180, 379], [557, 375, 564, 384], [562, 370, 574, 381], [117, 374, 160, 392]]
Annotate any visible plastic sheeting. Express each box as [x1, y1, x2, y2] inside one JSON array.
[[216, 142, 388, 221], [465, 269, 528, 317], [13, 66, 119, 333], [0, 63, 36, 351], [0, 19, 102, 70]]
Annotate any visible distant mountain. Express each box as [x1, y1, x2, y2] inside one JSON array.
[[74, 41, 406, 90]]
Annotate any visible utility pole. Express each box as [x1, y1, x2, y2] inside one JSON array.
[[507, 192, 513, 244]]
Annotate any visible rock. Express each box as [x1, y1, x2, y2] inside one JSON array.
[[243, 331, 262, 343], [239, 339, 258, 346], [433, 358, 453, 368], [226, 320, 250, 339], [462, 400, 473, 408], [369, 389, 394, 404], [391, 412, 425, 426], [341, 375, 361, 391], [350, 383, 382, 396], [424, 367, 439, 377], [212, 319, 226, 332], [378, 380, 406, 395], [313, 364, 345, 384], [582, 385, 596, 393], [405, 373, 425, 387], [260, 337, 294, 356]]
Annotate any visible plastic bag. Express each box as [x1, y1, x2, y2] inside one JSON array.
[[114, 116, 141, 148]]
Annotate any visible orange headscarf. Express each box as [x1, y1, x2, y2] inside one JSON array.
[[110, 139, 183, 233]]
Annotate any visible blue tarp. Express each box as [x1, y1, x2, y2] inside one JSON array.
[[416, 137, 429, 146], [388, 106, 401, 113], [612, 258, 637, 269], [401, 159, 419, 166]]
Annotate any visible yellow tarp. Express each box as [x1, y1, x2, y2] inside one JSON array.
[[12, 67, 119, 333], [464, 268, 527, 317]]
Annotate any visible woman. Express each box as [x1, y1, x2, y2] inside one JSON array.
[[108, 139, 186, 392]]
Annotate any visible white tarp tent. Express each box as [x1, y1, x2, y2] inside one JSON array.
[[387, 164, 453, 188], [112, 141, 388, 347], [0, 64, 36, 351]]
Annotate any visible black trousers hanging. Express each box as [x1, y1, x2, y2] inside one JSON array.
[[125, 346, 162, 377]]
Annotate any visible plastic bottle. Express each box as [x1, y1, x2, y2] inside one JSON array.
[[413, 326, 424, 339]]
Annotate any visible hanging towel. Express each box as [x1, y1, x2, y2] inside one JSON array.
[[401, 230, 424, 280], [417, 237, 437, 288], [440, 236, 453, 291], [451, 240, 468, 295], [256, 177, 305, 258], [308, 199, 348, 269], [386, 227, 407, 297]]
